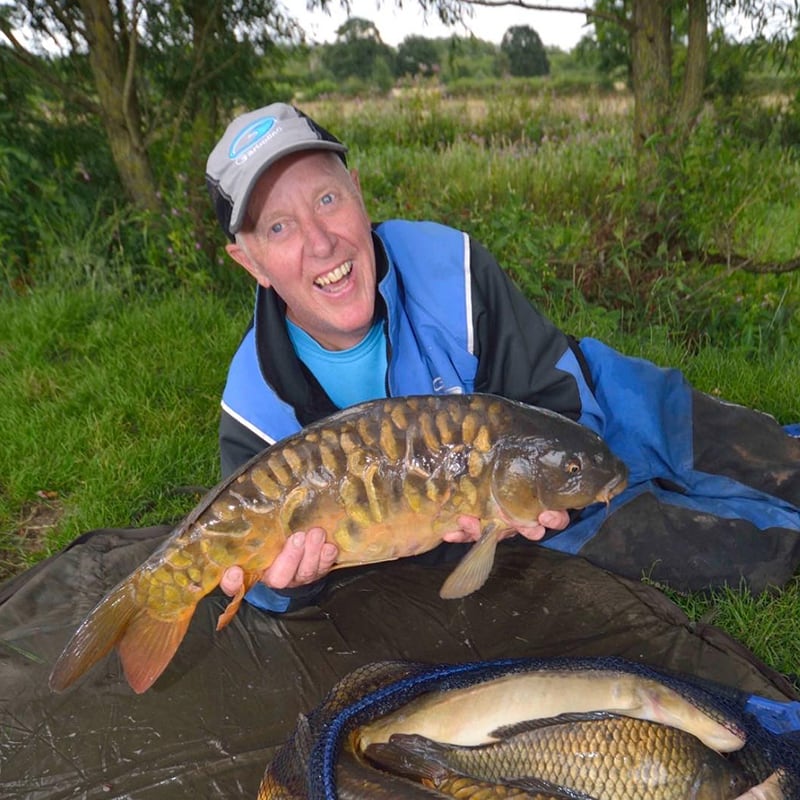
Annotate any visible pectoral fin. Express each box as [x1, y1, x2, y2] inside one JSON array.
[[439, 522, 502, 599], [216, 570, 262, 631], [363, 739, 451, 784]]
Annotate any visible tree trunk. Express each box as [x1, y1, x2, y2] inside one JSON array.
[[630, 0, 673, 197], [77, 0, 161, 214], [631, 0, 672, 150], [676, 0, 709, 138]]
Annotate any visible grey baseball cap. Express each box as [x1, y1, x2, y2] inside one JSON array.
[[206, 103, 348, 241]]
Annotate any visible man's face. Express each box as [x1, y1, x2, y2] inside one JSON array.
[[227, 151, 377, 351]]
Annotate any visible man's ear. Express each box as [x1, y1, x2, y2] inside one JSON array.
[[226, 241, 271, 288]]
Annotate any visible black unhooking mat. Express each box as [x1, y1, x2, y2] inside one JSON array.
[[1, 526, 798, 800]]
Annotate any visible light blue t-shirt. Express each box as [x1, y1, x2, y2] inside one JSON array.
[[286, 318, 388, 407]]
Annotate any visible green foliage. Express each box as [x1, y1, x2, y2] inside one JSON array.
[[707, 29, 748, 101], [0, 64, 120, 290], [396, 35, 441, 77], [661, 579, 800, 679], [591, 0, 631, 78], [438, 35, 501, 82], [321, 17, 395, 82], [714, 86, 800, 151], [320, 91, 800, 364], [297, 79, 340, 101], [500, 25, 550, 77]]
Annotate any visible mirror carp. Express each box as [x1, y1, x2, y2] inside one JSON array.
[[50, 394, 628, 694]]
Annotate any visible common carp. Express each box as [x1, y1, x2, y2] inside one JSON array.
[[49, 394, 627, 694], [261, 711, 565, 799], [363, 714, 751, 800]]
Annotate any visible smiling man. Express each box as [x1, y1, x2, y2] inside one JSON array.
[[205, 102, 800, 615]]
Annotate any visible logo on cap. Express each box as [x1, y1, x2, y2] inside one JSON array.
[[229, 116, 277, 161]]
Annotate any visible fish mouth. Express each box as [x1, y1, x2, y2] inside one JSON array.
[[595, 471, 628, 505], [314, 260, 353, 290]]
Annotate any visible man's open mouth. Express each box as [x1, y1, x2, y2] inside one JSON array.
[[314, 260, 353, 288]]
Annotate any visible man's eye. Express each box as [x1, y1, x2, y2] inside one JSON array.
[[270, 221, 284, 235], [320, 192, 334, 206]]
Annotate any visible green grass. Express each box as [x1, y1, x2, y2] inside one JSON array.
[[2, 90, 799, 684], [656, 580, 800, 681], [0, 286, 251, 574]]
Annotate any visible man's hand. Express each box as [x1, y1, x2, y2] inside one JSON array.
[[220, 527, 338, 597], [441, 510, 570, 544]]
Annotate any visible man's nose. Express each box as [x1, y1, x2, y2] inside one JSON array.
[[304, 217, 336, 255]]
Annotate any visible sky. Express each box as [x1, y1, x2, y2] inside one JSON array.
[[283, 0, 594, 50]]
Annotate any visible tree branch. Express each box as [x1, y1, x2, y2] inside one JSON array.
[[122, 0, 143, 148], [0, 18, 99, 115], [459, 0, 634, 33]]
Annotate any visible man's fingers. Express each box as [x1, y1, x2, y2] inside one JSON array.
[[265, 530, 309, 589], [292, 528, 327, 585], [266, 527, 339, 589], [539, 509, 569, 530], [219, 529, 339, 597], [441, 510, 570, 545], [220, 565, 244, 597]]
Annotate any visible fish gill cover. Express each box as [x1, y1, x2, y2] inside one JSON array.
[[259, 655, 800, 800]]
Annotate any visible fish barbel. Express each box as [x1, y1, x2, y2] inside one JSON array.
[[363, 713, 751, 800], [49, 394, 627, 694]]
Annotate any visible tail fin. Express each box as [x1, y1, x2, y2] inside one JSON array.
[[49, 579, 192, 694]]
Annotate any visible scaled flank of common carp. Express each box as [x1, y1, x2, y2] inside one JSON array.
[[363, 713, 750, 800], [49, 394, 627, 694]]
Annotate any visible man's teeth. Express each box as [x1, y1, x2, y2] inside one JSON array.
[[315, 261, 353, 287]]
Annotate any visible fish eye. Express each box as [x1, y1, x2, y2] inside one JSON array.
[[565, 458, 582, 475]]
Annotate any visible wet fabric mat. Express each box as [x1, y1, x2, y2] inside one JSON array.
[[1, 526, 797, 799]]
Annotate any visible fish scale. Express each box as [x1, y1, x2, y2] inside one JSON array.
[[49, 394, 628, 694]]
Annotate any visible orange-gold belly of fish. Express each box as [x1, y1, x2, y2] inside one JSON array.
[[49, 394, 628, 694]]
